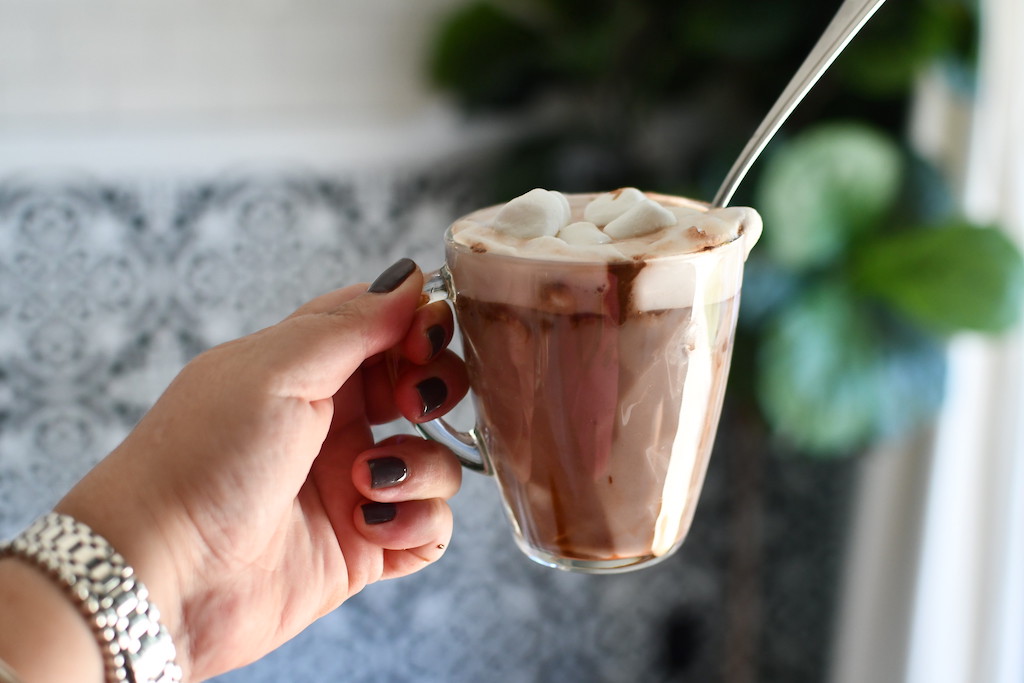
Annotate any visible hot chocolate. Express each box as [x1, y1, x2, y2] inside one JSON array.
[[444, 189, 760, 570]]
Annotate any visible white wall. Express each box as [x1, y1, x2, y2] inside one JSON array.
[[0, 0, 463, 124], [0, 0, 495, 173]]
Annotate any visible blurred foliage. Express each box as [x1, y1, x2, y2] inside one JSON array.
[[428, 0, 1024, 456], [751, 122, 1023, 452]]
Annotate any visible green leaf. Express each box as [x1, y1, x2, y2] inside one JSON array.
[[756, 123, 903, 269], [757, 284, 946, 455], [854, 223, 1024, 333], [429, 2, 546, 109]]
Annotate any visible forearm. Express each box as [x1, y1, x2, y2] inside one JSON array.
[[0, 559, 104, 683]]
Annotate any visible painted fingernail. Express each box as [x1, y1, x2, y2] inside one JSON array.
[[368, 258, 416, 293], [368, 456, 408, 489], [416, 377, 448, 416], [426, 325, 446, 359], [362, 502, 397, 525]]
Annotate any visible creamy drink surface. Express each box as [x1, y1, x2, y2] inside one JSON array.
[[446, 189, 761, 567]]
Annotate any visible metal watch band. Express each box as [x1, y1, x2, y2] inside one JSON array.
[[0, 513, 182, 683]]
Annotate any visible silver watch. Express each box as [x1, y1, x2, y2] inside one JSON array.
[[0, 513, 182, 683]]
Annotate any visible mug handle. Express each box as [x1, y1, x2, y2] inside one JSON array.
[[414, 269, 491, 475]]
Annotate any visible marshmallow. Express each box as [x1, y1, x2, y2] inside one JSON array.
[[713, 207, 763, 257], [558, 221, 612, 245], [451, 190, 761, 265], [522, 235, 572, 255], [493, 188, 571, 239], [552, 190, 572, 226], [603, 199, 677, 239], [583, 187, 646, 225], [668, 205, 709, 227]]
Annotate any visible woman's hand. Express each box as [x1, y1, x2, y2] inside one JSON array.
[[54, 259, 468, 681]]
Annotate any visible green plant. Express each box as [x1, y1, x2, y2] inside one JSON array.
[[748, 122, 1023, 453], [427, 0, 1024, 456]]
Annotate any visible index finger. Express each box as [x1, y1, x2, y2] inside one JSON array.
[[254, 262, 426, 401], [283, 283, 370, 319]]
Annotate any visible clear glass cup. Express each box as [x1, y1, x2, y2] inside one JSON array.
[[419, 194, 755, 573]]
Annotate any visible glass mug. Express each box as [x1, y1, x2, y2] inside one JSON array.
[[417, 194, 754, 573]]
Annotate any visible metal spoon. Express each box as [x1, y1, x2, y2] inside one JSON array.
[[712, 0, 889, 208]]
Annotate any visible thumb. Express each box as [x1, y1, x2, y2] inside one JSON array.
[[254, 258, 425, 400]]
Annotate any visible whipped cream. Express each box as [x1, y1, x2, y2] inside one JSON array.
[[450, 188, 762, 262]]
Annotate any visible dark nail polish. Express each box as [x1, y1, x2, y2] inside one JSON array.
[[416, 377, 448, 416], [362, 502, 397, 525], [368, 456, 408, 489], [426, 325, 446, 359], [368, 258, 416, 293]]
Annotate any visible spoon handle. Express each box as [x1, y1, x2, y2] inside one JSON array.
[[712, 0, 888, 208]]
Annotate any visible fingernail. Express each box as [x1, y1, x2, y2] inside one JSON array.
[[368, 456, 408, 489], [368, 258, 416, 293], [416, 377, 448, 416], [426, 325, 446, 359], [362, 502, 397, 525]]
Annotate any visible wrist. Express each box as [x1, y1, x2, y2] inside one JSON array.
[[55, 454, 194, 679], [0, 557, 105, 682], [1, 513, 185, 683]]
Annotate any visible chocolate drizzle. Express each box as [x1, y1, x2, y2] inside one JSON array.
[[607, 260, 645, 325]]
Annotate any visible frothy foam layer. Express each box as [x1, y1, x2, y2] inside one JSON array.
[[447, 190, 760, 311], [450, 188, 762, 262]]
